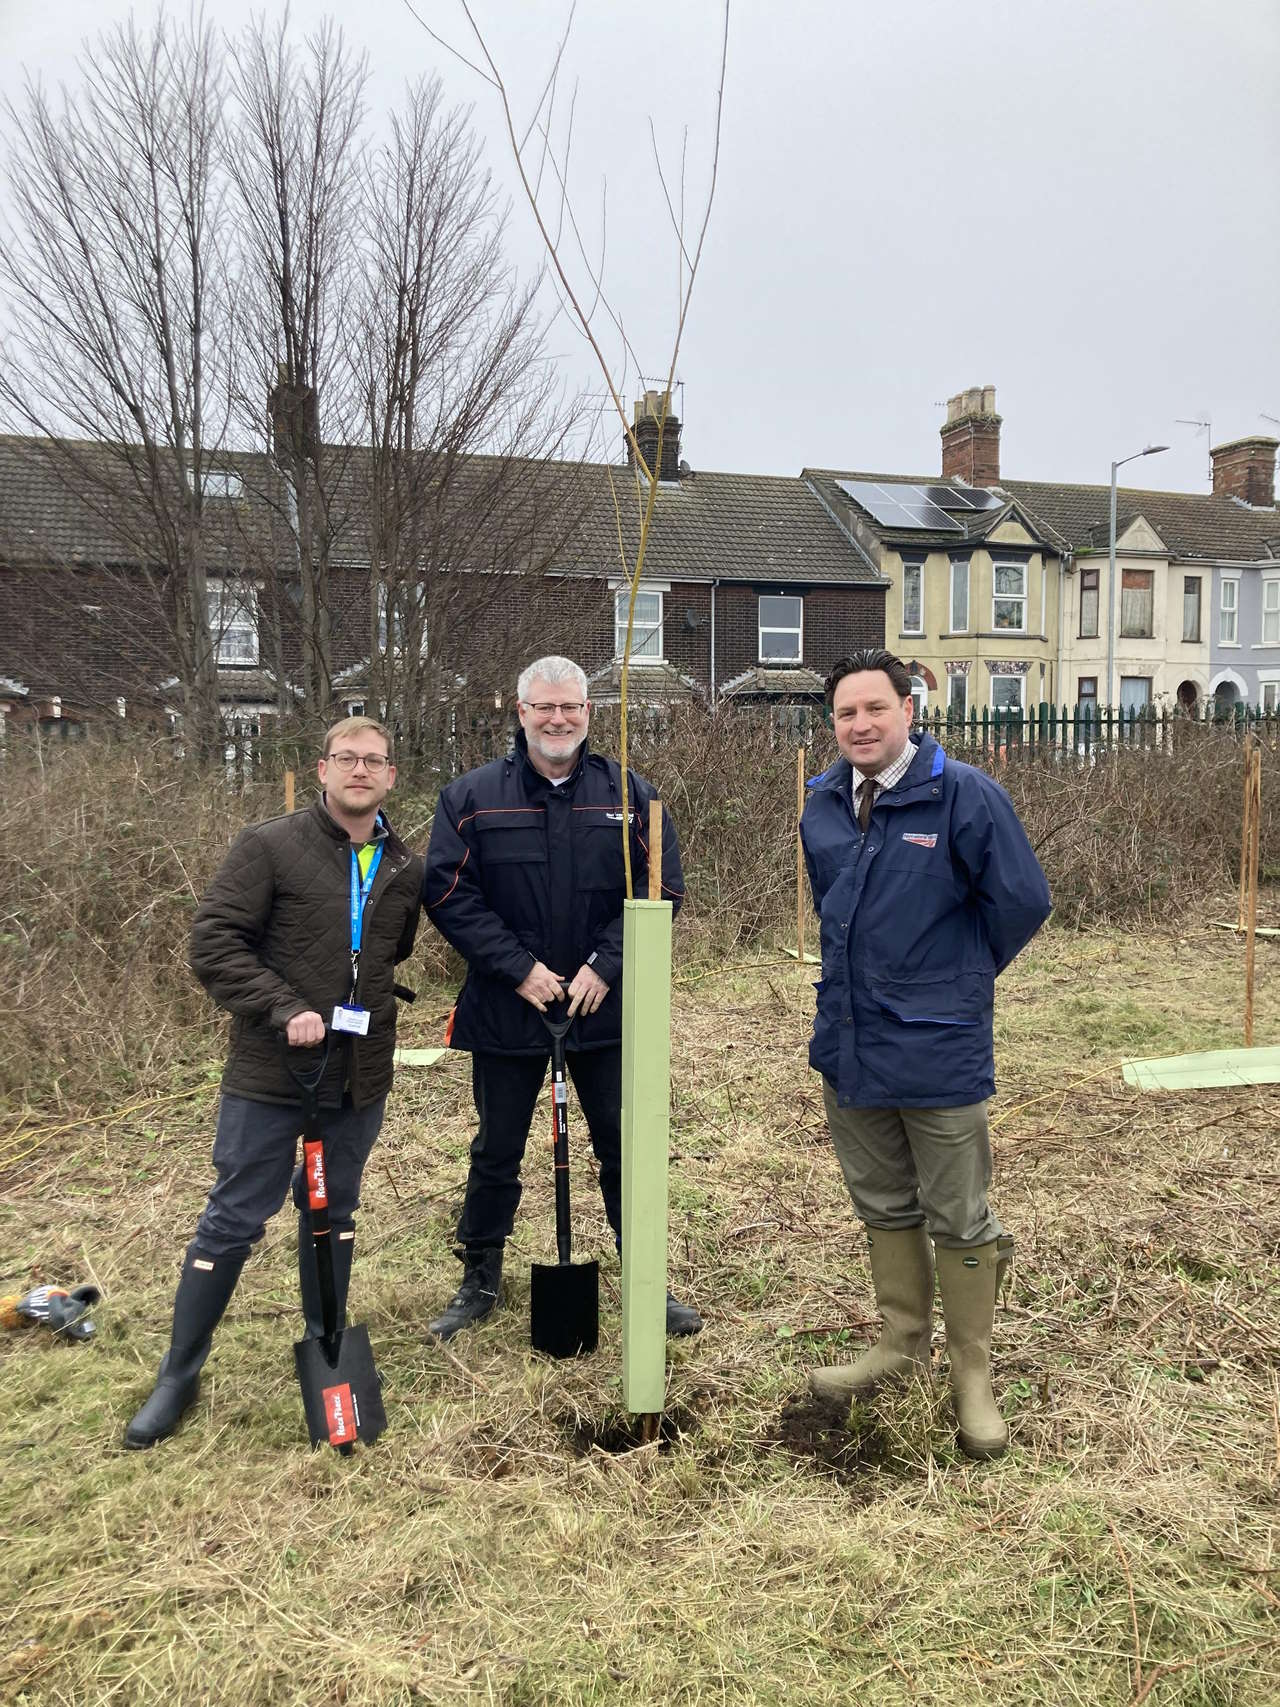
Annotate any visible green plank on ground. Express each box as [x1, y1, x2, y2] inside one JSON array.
[[780, 946, 822, 963], [1122, 1046, 1280, 1091], [393, 1047, 449, 1068], [621, 898, 672, 1415]]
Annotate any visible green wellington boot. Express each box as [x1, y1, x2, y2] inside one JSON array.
[[809, 1224, 934, 1404], [935, 1240, 1008, 1461]]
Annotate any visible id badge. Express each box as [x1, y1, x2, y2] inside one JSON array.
[[331, 1003, 371, 1037]]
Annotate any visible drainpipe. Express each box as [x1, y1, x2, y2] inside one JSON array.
[[709, 578, 719, 707], [1057, 549, 1071, 705]]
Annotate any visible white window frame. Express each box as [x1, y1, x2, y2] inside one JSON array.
[[992, 561, 1027, 633], [902, 562, 923, 635], [990, 672, 1025, 712], [1262, 576, 1280, 646], [376, 583, 428, 657], [1220, 576, 1240, 646], [758, 593, 803, 662], [1182, 575, 1202, 644], [949, 560, 969, 633], [1260, 678, 1280, 713], [1119, 675, 1152, 715], [207, 579, 259, 666], [910, 674, 928, 718], [615, 586, 664, 663], [947, 673, 967, 718]]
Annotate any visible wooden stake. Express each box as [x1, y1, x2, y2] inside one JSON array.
[[1239, 739, 1252, 930], [796, 745, 806, 964], [284, 768, 295, 814], [648, 798, 662, 899], [1245, 744, 1262, 1046]]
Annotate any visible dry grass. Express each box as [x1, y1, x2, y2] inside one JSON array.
[[3, 909, 1280, 1704]]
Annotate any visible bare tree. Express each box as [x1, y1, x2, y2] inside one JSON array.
[[226, 14, 367, 723], [0, 12, 233, 757], [350, 74, 587, 758]]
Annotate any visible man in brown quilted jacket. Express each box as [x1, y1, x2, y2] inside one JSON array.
[[124, 716, 422, 1449]]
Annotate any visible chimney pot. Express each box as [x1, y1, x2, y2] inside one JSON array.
[[626, 387, 681, 480]]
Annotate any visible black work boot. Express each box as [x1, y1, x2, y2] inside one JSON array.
[[297, 1215, 355, 1339], [666, 1290, 703, 1337], [427, 1247, 503, 1342], [123, 1245, 246, 1450]]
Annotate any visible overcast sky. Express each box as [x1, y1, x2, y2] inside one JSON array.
[[2, 0, 1277, 495]]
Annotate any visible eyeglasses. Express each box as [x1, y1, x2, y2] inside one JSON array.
[[327, 751, 390, 772], [523, 701, 587, 717]]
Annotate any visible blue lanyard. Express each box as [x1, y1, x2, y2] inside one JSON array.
[[349, 844, 383, 958]]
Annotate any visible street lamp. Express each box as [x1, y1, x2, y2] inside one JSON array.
[[1106, 444, 1169, 709]]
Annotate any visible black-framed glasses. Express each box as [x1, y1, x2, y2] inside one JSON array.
[[327, 751, 390, 772], [523, 701, 587, 717]]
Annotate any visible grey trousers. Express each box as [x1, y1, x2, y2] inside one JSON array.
[[821, 1078, 1004, 1249], [193, 1091, 387, 1259]]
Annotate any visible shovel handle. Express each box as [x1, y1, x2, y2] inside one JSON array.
[[278, 1034, 342, 1348]]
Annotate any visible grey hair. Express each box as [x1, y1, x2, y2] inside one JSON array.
[[517, 656, 588, 702]]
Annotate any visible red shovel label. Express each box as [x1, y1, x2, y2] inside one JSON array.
[[303, 1140, 328, 1209], [322, 1381, 358, 1445]]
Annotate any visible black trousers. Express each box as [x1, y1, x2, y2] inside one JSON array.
[[456, 1046, 622, 1251]]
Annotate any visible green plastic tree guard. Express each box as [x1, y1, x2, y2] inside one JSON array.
[[621, 897, 672, 1414]]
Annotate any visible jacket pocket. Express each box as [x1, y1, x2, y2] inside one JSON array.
[[576, 820, 628, 890], [476, 820, 546, 866], [867, 969, 992, 1027]]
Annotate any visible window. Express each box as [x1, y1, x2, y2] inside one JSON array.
[[377, 584, 428, 655], [991, 674, 1024, 712], [1120, 676, 1151, 714], [758, 594, 802, 661], [615, 587, 663, 661], [1079, 568, 1099, 638], [1120, 569, 1154, 638], [950, 560, 969, 632], [947, 673, 967, 719], [1182, 576, 1201, 643], [207, 580, 258, 665], [1262, 681, 1280, 713], [345, 700, 366, 718], [910, 675, 928, 718], [992, 563, 1026, 631], [187, 468, 244, 500], [1220, 578, 1239, 645], [1078, 676, 1098, 715], [902, 563, 923, 634], [1263, 579, 1280, 645]]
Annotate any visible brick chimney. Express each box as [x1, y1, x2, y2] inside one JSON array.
[[940, 384, 1001, 486], [268, 361, 319, 465], [1210, 436, 1278, 507], [626, 389, 681, 482]]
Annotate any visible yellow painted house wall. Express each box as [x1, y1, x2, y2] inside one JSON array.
[[881, 518, 1061, 715]]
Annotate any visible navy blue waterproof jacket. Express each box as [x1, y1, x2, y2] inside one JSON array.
[[423, 732, 683, 1054], [800, 732, 1050, 1108]]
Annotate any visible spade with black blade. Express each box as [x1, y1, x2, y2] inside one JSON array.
[[283, 1037, 387, 1452], [530, 995, 599, 1358]]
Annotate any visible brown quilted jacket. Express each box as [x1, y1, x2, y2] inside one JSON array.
[[190, 798, 423, 1108]]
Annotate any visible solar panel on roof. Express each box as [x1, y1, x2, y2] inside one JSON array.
[[835, 479, 964, 533], [916, 483, 1004, 512]]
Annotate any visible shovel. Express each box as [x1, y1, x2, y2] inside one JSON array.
[[283, 1037, 387, 1452], [530, 996, 599, 1359]]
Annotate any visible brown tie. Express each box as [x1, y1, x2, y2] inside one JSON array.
[[858, 778, 878, 832]]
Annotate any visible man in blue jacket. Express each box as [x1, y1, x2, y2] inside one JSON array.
[[422, 654, 702, 1341], [801, 649, 1050, 1459]]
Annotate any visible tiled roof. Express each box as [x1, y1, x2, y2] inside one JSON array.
[[721, 665, 825, 697], [802, 463, 1280, 564], [1001, 478, 1280, 562], [0, 436, 285, 569]]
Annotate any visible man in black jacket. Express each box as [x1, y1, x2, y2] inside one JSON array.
[[423, 655, 702, 1340], [123, 716, 422, 1449]]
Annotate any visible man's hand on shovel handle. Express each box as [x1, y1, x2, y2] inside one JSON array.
[[286, 1009, 326, 1047], [516, 961, 567, 1012], [566, 965, 609, 1018]]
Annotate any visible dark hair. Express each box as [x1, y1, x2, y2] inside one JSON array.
[[824, 649, 912, 705]]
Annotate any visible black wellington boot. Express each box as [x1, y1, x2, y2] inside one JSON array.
[[123, 1245, 246, 1449], [665, 1290, 704, 1337], [426, 1247, 503, 1342], [297, 1215, 356, 1339]]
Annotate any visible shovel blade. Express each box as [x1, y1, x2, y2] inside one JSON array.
[[530, 1259, 599, 1359], [293, 1322, 387, 1450]]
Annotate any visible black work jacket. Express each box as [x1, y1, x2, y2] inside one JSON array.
[[423, 733, 683, 1054]]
